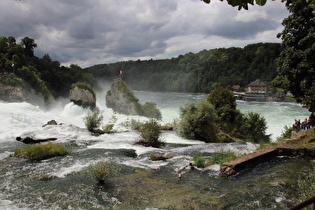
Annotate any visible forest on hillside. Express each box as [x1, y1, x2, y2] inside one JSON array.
[[1, 36, 281, 102], [0, 36, 95, 101], [86, 42, 281, 93]]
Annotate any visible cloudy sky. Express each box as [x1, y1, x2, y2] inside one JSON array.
[[1, 0, 289, 68]]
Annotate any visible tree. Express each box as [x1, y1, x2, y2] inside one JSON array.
[[273, 0, 315, 112], [207, 87, 236, 110], [21, 37, 37, 57], [241, 112, 270, 143], [202, 0, 269, 10], [175, 99, 219, 142]]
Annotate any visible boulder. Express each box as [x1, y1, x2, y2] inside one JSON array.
[[42, 120, 58, 127], [70, 86, 96, 110], [106, 79, 143, 115]]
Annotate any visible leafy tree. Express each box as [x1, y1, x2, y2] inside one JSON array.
[[21, 37, 37, 57], [202, 0, 268, 10], [241, 112, 270, 143], [142, 102, 162, 120], [273, 0, 315, 112], [207, 87, 240, 132], [207, 87, 236, 110], [176, 99, 219, 142]]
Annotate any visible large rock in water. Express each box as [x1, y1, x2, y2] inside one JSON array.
[[70, 86, 96, 110], [106, 79, 143, 115]]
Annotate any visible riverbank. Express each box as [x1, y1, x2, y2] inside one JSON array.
[[220, 128, 315, 177]]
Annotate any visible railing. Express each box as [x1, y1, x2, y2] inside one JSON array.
[[289, 195, 315, 210]]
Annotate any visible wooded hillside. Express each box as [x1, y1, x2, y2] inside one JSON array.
[[86, 42, 281, 93]]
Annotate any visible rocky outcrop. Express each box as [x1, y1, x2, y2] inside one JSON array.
[[0, 83, 25, 102], [106, 79, 143, 115], [70, 86, 96, 110], [0, 83, 41, 104]]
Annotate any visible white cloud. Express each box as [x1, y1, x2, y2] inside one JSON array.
[[0, 0, 288, 67]]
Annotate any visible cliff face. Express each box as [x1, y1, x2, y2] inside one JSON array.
[[0, 83, 41, 105], [69, 86, 96, 110], [106, 80, 143, 115], [0, 83, 24, 102]]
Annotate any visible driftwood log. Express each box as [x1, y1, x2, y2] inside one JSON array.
[[16, 136, 57, 144]]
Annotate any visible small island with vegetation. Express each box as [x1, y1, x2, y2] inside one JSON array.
[[106, 79, 162, 120]]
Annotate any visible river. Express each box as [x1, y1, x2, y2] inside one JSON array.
[[0, 89, 312, 209]]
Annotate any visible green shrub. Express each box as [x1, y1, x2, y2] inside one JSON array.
[[84, 108, 103, 132], [142, 102, 162, 120], [89, 161, 118, 184], [138, 119, 164, 148], [14, 143, 68, 160], [130, 119, 142, 131], [208, 151, 238, 166], [101, 124, 114, 133], [241, 112, 270, 143], [0, 76, 26, 87], [193, 153, 206, 168], [276, 125, 293, 142], [18, 66, 54, 104], [175, 99, 219, 142]]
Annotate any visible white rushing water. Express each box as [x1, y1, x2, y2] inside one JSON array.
[[0, 90, 311, 151], [0, 90, 312, 209]]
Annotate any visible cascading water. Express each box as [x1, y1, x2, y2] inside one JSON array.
[[0, 89, 312, 209]]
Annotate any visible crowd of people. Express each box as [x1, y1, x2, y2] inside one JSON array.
[[292, 116, 313, 132]]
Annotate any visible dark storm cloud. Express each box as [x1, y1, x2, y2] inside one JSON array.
[[0, 0, 288, 67]]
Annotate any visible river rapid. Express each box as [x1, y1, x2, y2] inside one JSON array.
[[0, 89, 312, 209]]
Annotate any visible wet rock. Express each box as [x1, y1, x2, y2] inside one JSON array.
[[42, 120, 58, 127], [106, 79, 142, 115], [16, 136, 57, 144], [70, 85, 96, 110]]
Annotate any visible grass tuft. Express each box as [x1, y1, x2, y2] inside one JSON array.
[[14, 142, 68, 161]]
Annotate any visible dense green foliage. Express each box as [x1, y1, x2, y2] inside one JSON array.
[[0, 36, 95, 102], [273, 0, 315, 113], [202, 0, 269, 10], [176, 88, 270, 143], [86, 43, 281, 93], [14, 143, 68, 160], [175, 100, 219, 142], [142, 102, 162, 120], [241, 112, 270, 143], [138, 119, 164, 148], [89, 161, 118, 184]]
